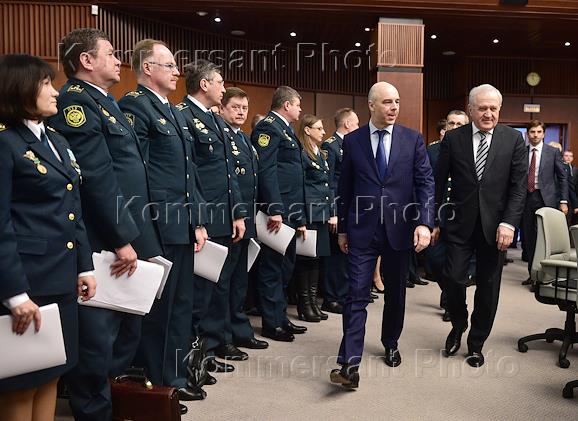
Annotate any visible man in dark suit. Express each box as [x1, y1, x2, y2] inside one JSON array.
[[119, 39, 208, 401], [49, 29, 164, 419], [521, 120, 567, 285], [562, 150, 578, 225], [321, 108, 359, 313], [177, 60, 248, 372], [434, 84, 527, 368], [330, 82, 434, 389], [219, 87, 269, 351], [251, 86, 308, 342], [427, 110, 470, 321]]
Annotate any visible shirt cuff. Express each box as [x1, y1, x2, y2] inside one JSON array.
[[2, 293, 30, 310], [560, 201, 568, 204], [78, 271, 95, 278], [499, 222, 515, 232]]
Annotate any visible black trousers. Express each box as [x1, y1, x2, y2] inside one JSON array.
[[443, 218, 504, 353], [521, 190, 545, 274]]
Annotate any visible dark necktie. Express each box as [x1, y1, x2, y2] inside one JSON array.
[[375, 129, 388, 179], [165, 102, 177, 122], [40, 131, 59, 160], [107, 93, 121, 112], [528, 147, 537, 192], [207, 110, 218, 129], [475, 131, 489, 181], [236, 129, 249, 149]]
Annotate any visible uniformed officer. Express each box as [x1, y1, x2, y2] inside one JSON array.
[[295, 114, 336, 322], [321, 108, 359, 314], [219, 87, 269, 350], [251, 86, 308, 342], [49, 29, 165, 419], [0, 54, 96, 421], [428, 110, 470, 321], [177, 60, 247, 373], [118, 39, 208, 401]]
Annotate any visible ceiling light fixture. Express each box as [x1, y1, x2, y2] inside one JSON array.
[[196, 11, 208, 17], [430, 34, 437, 40], [442, 50, 456, 56], [290, 32, 297, 37], [493, 38, 499, 44], [231, 30, 245, 36], [364, 27, 371, 32], [354, 42, 361, 47], [565, 41, 571, 47], [214, 17, 222, 23]]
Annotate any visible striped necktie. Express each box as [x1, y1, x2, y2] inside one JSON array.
[[475, 131, 489, 181]]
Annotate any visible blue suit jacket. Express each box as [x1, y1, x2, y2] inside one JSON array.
[[337, 123, 434, 251], [531, 143, 568, 208]]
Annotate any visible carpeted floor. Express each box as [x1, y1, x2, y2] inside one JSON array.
[[57, 248, 578, 420]]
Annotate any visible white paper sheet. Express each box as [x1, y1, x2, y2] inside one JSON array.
[[79, 251, 164, 314], [0, 303, 67, 379], [295, 229, 317, 257], [255, 211, 295, 255], [194, 240, 228, 283], [247, 238, 261, 271], [148, 255, 173, 299]]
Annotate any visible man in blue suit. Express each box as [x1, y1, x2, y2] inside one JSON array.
[[521, 120, 567, 284], [330, 82, 434, 388]]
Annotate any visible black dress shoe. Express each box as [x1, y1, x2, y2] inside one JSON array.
[[234, 337, 269, 349], [329, 366, 359, 389], [406, 280, 415, 288], [444, 324, 468, 356], [370, 292, 379, 299], [245, 306, 261, 316], [412, 277, 429, 286], [178, 386, 206, 401], [321, 301, 343, 314], [372, 285, 385, 294], [284, 320, 307, 334], [202, 373, 217, 386], [521, 277, 532, 286], [180, 404, 188, 415], [465, 275, 476, 287], [205, 358, 235, 373], [215, 344, 249, 361], [465, 351, 485, 367], [384, 347, 402, 367], [442, 310, 451, 322], [262, 327, 295, 342]]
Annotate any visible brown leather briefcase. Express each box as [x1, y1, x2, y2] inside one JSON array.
[[111, 372, 181, 421]]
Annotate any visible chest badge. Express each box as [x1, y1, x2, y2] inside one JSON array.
[[24, 150, 47, 174]]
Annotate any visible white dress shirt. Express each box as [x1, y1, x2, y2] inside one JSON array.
[[271, 111, 291, 128], [369, 120, 394, 162], [528, 141, 543, 190], [187, 95, 208, 112]]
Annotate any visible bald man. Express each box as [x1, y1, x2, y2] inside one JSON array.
[[330, 82, 434, 388]]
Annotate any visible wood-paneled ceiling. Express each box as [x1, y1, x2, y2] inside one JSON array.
[[67, 0, 578, 58]]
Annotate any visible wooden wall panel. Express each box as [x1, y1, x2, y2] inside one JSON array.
[[233, 84, 275, 134], [354, 95, 370, 126], [315, 93, 354, 135], [377, 72, 423, 132], [0, 2, 94, 57], [377, 22, 424, 68]]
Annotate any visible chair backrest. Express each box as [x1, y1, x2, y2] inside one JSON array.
[[531, 207, 571, 282]]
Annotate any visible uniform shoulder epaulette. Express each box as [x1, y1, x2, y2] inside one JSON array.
[[124, 90, 144, 98], [263, 115, 275, 124], [0, 123, 7, 132], [66, 84, 84, 94], [175, 102, 188, 111], [324, 136, 336, 144]]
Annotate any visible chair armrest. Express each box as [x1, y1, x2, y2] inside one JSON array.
[[540, 259, 578, 282]]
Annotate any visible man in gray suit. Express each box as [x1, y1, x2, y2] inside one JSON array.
[[521, 119, 568, 285]]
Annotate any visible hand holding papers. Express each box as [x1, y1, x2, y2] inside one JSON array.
[[296, 229, 317, 257], [193, 240, 229, 283], [255, 211, 295, 255], [80, 251, 167, 315], [0, 304, 66, 379]]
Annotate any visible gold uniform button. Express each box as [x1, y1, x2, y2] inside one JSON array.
[[186, 174, 190, 179], [66, 183, 73, 191], [324, 183, 329, 187], [186, 156, 189, 161], [325, 196, 329, 201], [66, 242, 74, 250], [68, 213, 75, 221]]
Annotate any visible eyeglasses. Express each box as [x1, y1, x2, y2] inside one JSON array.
[[308, 126, 324, 131], [146, 62, 178, 71], [208, 78, 225, 86]]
